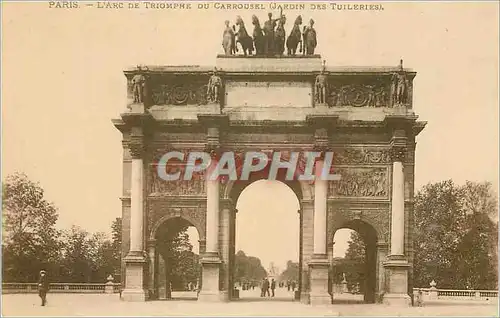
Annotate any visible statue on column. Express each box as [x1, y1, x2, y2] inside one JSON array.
[[132, 65, 147, 104], [315, 60, 328, 105], [207, 67, 222, 104], [391, 59, 410, 106], [303, 19, 317, 55], [222, 20, 235, 55]]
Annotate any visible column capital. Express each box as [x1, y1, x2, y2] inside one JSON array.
[[204, 147, 223, 160], [312, 145, 329, 158], [390, 145, 406, 163], [129, 133, 146, 159], [220, 199, 236, 213]]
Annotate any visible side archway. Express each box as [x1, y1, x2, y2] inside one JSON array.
[[331, 219, 378, 303]]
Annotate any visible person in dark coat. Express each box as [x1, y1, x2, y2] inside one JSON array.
[[270, 278, 276, 297], [264, 278, 270, 297], [37, 270, 50, 306], [260, 278, 266, 297]]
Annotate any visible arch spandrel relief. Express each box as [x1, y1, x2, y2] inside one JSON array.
[[327, 206, 390, 244], [147, 203, 206, 241]]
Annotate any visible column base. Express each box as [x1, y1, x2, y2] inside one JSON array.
[[121, 289, 148, 302], [308, 256, 331, 306], [198, 291, 229, 302], [122, 253, 147, 302], [382, 293, 412, 306], [300, 291, 310, 304], [382, 255, 411, 307], [198, 253, 223, 302]]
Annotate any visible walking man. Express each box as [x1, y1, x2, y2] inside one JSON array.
[[265, 278, 271, 297], [38, 270, 50, 306], [271, 278, 276, 297]]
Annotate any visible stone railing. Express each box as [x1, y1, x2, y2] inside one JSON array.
[[2, 276, 121, 294], [412, 280, 498, 305]]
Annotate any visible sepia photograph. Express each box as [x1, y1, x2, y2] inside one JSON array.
[[1, 1, 499, 316]]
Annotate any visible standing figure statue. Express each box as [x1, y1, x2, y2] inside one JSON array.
[[303, 19, 317, 55], [132, 66, 147, 104], [263, 12, 280, 55], [207, 67, 222, 104], [286, 15, 303, 56], [235, 16, 254, 56], [391, 71, 408, 105], [315, 60, 328, 105], [274, 15, 286, 56], [222, 20, 236, 55]]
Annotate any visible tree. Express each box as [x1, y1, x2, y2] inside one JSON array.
[[414, 180, 498, 289], [279, 260, 299, 282], [2, 173, 61, 282], [345, 231, 366, 261], [234, 250, 267, 285], [110, 217, 122, 279], [343, 231, 366, 292], [156, 218, 200, 290]]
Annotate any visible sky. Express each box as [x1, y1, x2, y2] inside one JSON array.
[[2, 1, 499, 270]]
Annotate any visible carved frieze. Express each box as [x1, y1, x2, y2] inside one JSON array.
[[328, 167, 388, 198], [149, 165, 206, 196], [150, 81, 209, 106], [327, 77, 390, 108], [332, 148, 391, 165]]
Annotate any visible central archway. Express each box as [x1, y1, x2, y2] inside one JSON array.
[[226, 173, 303, 302]]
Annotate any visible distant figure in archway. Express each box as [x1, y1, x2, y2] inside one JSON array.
[[271, 278, 276, 297]]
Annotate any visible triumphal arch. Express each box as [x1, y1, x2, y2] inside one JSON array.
[[113, 19, 425, 306]]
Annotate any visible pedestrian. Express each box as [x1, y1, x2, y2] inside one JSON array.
[[265, 278, 270, 297], [260, 278, 266, 297], [37, 270, 50, 306], [271, 278, 276, 297], [287, 280, 291, 291]]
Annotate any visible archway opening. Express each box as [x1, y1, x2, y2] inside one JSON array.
[[331, 220, 377, 304], [153, 217, 200, 300], [233, 179, 301, 302]]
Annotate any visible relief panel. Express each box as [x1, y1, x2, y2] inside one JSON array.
[[329, 167, 389, 198]]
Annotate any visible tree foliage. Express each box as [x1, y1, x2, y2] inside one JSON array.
[[332, 231, 366, 292], [156, 218, 200, 290], [279, 260, 299, 282], [414, 180, 498, 289], [2, 173, 121, 283], [2, 173, 61, 282], [234, 250, 268, 284]]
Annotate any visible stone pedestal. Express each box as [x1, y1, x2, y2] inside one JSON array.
[[308, 256, 331, 305], [198, 253, 223, 302], [121, 254, 147, 301], [382, 255, 411, 306]]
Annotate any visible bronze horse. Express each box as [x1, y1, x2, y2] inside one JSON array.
[[251, 15, 265, 56], [286, 15, 303, 56], [235, 16, 254, 56]]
